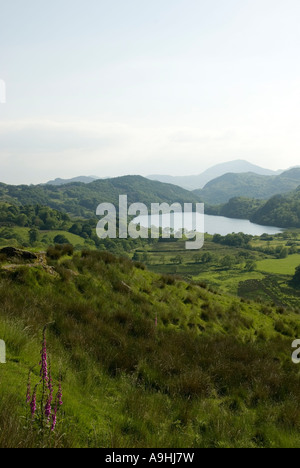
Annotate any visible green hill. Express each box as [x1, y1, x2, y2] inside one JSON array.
[[45, 176, 99, 185], [194, 168, 300, 205], [0, 176, 200, 218], [0, 249, 300, 448], [207, 187, 300, 229], [251, 188, 300, 228], [148, 160, 280, 190], [206, 197, 265, 220]]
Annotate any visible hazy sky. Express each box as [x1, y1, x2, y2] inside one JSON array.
[[0, 0, 300, 184]]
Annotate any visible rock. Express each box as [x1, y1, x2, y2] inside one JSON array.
[[0, 247, 38, 262]]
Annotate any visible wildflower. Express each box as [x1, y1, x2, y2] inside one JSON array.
[[26, 371, 31, 404], [40, 328, 48, 384], [30, 385, 38, 418], [51, 378, 63, 432], [45, 396, 52, 422], [26, 324, 62, 433], [51, 404, 57, 432], [45, 362, 54, 423], [57, 377, 63, 406]]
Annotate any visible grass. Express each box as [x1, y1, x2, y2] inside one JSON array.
[[139, 232, 300, 306], [193, 270, 265, 296], [257, 254, 300, 275], [41, 230, 87, 247], [0, 249, 300, 447], [0, 227, 89, 250]]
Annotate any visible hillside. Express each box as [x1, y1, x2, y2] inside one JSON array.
[[45, 176, 99, 186], [194, 168, 300, 205], [251, 188, 300, 228], [0, 249, 300, 448], [0, 176, 200, 218], [206, 197, 265, 220], [148, 160, 281, 190], [206, 187, 300, 229]]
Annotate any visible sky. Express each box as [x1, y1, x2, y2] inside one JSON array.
[[0, 0, 300, 184]]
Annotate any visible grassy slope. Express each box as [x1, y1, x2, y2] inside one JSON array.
[[143, 232, 300, 307], [0, 250, 300, 448], [257, 254, 300, 275], [0, 227, 88, 249]]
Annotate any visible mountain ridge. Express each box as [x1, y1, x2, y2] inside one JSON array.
[[0, 175, 201, 218], [45, 176, 100, 185], [147, 160, 282, 190], [194, 168, 300, 205]]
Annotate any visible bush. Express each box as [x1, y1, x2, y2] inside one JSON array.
[[47, 244, 74, 260]]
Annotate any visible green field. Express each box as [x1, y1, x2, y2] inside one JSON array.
[[140, 232, 300, 306], [0, 227, 88, 249], [257, 254, 300, 275]]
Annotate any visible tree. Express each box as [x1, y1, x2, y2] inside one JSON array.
[[220, 255, 234, 270], [292, 265, 300, 288], [245, 260, 257, 272], [29, 228, 39, 245], [16, 214, 28, 227], [54, 234, 69, 245], [142, 252, 149, 263], [278, 247, 288, 259], [201, 252, 213, 264], [133, 252, 141, 262], [69, 223, 82, 236], [289, 245, 298, 255], [193, 254, 201, 264]]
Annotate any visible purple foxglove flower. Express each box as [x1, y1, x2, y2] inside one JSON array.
[[26, 373, 31, 404], [30, 387, 38, 418]]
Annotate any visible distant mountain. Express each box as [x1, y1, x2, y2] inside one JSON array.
[[194, 168, 300, 205], [0, 175, 201, 218], [46, 176, 100, 186], [148, 160, 281, 190]]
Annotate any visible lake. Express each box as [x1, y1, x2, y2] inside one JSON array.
[[135, 213, 283, 237]]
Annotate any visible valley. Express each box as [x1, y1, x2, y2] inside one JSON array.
[[1, 169, 300, 448]]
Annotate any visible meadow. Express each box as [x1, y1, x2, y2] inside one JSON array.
[[1, 216, 300, 447], [140, 232, 300, 307], [0, 247, 300, 448]]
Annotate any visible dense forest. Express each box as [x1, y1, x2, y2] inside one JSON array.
[[208, 188, 300, 228], [0, 176, 201, 218], [251, 188, 300, 228]]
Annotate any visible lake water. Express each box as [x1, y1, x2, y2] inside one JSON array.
[[135, 213, 283, 237]]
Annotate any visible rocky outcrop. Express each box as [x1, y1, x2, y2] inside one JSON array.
[[0, 247, 38, 262]]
